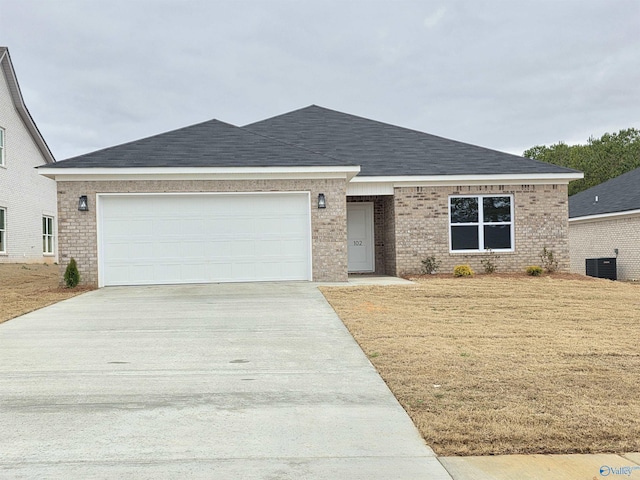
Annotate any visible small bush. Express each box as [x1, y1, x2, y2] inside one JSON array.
[[454, 265, 474, 277], [64, 258, 80, 288], [540, 247, 559, 273], [421, 256, 441, 274], [526, 265, 543, 276], [480, 249, 499, 274]]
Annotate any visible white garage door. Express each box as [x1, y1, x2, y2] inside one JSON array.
[[98, 193, 311, 286]]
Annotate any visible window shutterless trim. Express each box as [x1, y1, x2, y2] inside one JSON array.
[[0, 127, 5, 167], [448, 194, 515, 253], [0, 207, 6, 254], [42, 215, 54, 255]]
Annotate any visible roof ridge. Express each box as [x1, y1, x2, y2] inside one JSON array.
[[242, 120, 349, 165]]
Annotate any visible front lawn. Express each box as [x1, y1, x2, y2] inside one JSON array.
[[320, 275, 640, 456], [0, 264, 92, 324]]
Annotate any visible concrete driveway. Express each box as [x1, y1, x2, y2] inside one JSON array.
[[0, 282, 451, 479]]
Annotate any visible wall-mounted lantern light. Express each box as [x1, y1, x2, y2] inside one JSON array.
[[78, 195, 89, 211], [317, 193, 326, 209]]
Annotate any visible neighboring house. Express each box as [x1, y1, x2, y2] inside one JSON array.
[[0, 47, 57, 263], [38, 106, 582, 287], [569, 167, 640, 281]]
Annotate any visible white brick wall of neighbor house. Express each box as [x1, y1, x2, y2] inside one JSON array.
[[0, 53, 58, 263]]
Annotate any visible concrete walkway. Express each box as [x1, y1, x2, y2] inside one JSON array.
[[440, 453, 640, 479], [0, 282, 451, 479]]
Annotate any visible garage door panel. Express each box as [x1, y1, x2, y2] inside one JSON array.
[[105, 219, 152, 236], [100, 193, 311, 286]]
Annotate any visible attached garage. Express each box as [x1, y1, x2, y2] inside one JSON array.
[[98, 192, 312, 286]]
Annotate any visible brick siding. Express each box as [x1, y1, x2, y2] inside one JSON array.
[[569, 214, 640, 281], [57, 179, 348, 286], [391, 184, 570, 276]]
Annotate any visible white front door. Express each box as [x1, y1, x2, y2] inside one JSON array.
[[347, 202, 374, 272]]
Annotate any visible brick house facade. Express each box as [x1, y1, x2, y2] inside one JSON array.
[[56, 178, 348, 285], [568, 167, 640, 281], [41, 106, 581, 287], [569, 214, 640, 281]]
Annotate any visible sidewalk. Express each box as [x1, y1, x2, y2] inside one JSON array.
[[440, 452, 640, 479]]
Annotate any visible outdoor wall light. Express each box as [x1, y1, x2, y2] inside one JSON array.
[[317, 193, 326, 209], [78, 195, 89, 211]]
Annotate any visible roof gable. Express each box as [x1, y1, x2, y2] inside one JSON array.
[[569, 167, 640, 218], [0, 47, 55, 163], [43, 118, 352, 169], [245, 105, 579, 177]]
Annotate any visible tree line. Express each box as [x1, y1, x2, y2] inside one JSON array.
[[523, 128, 640, 196]]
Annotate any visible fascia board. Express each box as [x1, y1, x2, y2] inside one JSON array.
[[37, 165, 361, 181], [349, 172, 584, 186], [569, 209, 640, 223]]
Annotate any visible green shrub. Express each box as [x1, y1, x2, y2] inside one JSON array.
[[540, 247, 558, 273], [64, 258, 80, 288], [453, 265, 474, 277], [421, 256, 441, 274], [480, 249, 499, 274], [526, 265, 543, 276]]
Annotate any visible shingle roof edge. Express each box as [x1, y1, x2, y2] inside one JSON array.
[[0, 47, 55, 163]]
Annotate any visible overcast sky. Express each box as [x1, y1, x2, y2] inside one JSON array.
[[1, 0, 638, 160]]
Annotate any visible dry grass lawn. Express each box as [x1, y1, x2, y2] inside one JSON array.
[[320, 275, 640, 456], [0, 264, 93, 324]]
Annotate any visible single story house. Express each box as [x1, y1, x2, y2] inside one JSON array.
[[0, 47, 57, 263], [39, 106, 582, 287], [569, 167, 640, 281]]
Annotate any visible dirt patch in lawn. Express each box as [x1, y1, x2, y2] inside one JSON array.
[[0, 264, 93, 324], [320, 275, 640, 456]]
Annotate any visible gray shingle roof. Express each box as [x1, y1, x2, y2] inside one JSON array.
[[245, 105, 579, 176], [42, 105, 581, 177], [41, 119, 351, 169], [569, 167, 640, 218]]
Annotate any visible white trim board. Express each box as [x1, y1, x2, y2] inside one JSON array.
[[569, 209, 640, 224]]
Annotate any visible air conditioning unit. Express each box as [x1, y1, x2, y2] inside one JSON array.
[[585, 258, 617, 280]]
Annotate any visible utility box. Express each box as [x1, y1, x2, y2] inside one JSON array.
[[585, 258, 617, 280]]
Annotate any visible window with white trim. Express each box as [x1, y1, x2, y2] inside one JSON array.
[[0, 208, 6, 253], [43, 216, 54, 254], [0, 127, 5, 166], [449, 195, 514, 252]]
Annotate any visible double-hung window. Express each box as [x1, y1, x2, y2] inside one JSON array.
[[449, 195, 514, 252], [0, 208, 5, 253], [0, 127, 5, 166], [43, 216, 54, 254]]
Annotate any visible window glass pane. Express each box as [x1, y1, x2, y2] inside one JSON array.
[[0, 209, 4, 228], [43, 217, 47, 233], [483, 197, 511, 222], [0, 231, 4, 252], [451, 197, 478, 223], [47, 236, 53, 253], [484, 225, 511, 249], [451, 225, 479, 250]]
